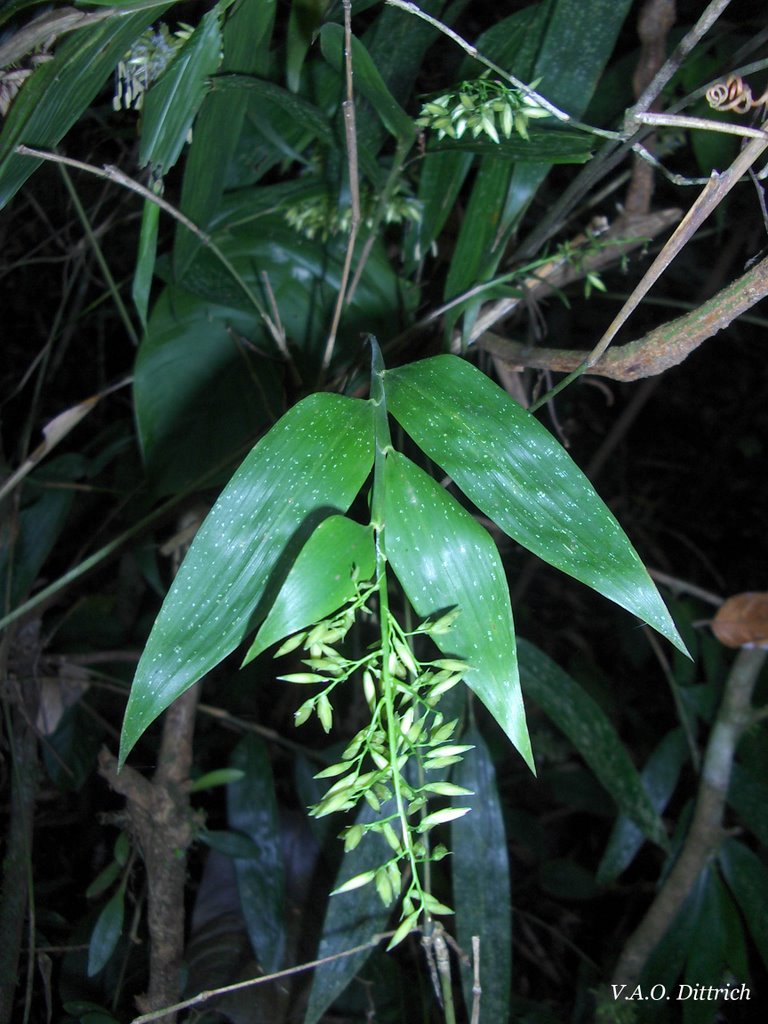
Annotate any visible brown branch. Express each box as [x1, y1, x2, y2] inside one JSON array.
[[625, 0, 676, 217], [611, 647, 767, 991], [464, 207, 682, 348], [99, 516, 204, 1023], [478, 250, 768, 381]]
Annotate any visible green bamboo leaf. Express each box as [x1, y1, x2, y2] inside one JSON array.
[[443, 157, 512, 306], [518, 639, 669, 849], [87, 884, 125, 977], [199, 829, 261, 859], [385, 356, 686, 653], [320, 24, 414, 145], [85, 861, 122, 900], [383, 451, 533, 770], [131, 199, 159, 331], [597, 729, 688, 884], [227, 736, 286, 974], [138, 3, 223, 175], [173, 0, 276, 275], [303, 799, 392, 1024], [719, 838, 768, 973], [286, 0, 329, 93], [133, 287, 284, 494], [429, 129, 593, 163], [0, 6, 174, 209], [119, 394, 374, 765], [453, 727, 511, 1024], [727, 763, 768, 848], [244, 516, 375, 664], [189, 768, 245, 792], [208, 76, 336, 149]]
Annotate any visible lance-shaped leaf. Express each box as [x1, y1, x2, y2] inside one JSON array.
[[385, 356, 686, 654], [518, 639, 669, 848], [119, 394, 374, 764], [383, 451, 533, 770], [138, 3, 223, 176], [244, 516, 375, 663]]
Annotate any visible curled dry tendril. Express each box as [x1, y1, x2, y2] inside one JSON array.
[[706, 75, 768, 117]]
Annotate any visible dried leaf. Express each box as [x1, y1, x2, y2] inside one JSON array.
[[712, 593, 768, 648]]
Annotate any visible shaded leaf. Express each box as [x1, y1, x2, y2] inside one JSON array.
[[132, 199, 159, 331], [518, 639, 669, 848], [199, 829, 262, 859], [138, 3, 223, 175], [87, 885, 125, 977], [245, 517, 375, 663], [0, 7, 174, 208], [728, 763, 768, 848], [597, 729, 688, 884], [133, 287, 283, 494], [452, 727, 511, 1024], [209, 75, 336, 149], [173, 0, 276, 274], [719, 838, 768, 973], [227, 736, 286, 974], [383, 451, 533, 770], [429, 128, 594, 163], [320, 24, 414, 144], [120, 394, 374, 764], [303, 800, 392, 1024], [385, 356, 686, 653]]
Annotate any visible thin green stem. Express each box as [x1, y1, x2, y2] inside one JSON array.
[[58, 164, 140, 346]]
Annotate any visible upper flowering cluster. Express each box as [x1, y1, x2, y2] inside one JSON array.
[[415, 76, 552, 143]]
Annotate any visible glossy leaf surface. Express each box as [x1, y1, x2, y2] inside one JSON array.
[[452, 727, 511, 1023], [386, 356, 686, 653], [245, 516, 375, 663], [120, 394, 374, 764], [383, 451, 533, 770], [518, 639, 669, 848]]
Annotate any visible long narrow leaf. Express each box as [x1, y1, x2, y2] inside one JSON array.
[[383, 451, 533, 770], [173, 0, 276, 275], [119, 394, 374, 764], [385, 356, 686, 653], [452, 727, 511, 1023], [518, 639, 669, 848]]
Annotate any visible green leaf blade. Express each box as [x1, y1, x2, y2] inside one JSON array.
[[518, 639, 669, 849], [383, 451, 533, 770], [386, 356, 686, 653], [244, 516, 375, 663], [120, 394, 374, 764]]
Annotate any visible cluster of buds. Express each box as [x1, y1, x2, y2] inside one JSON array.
[[415, 76, 552, 143], [276, 596, 474, 944], [283, 185, 422, 241], [113, 23, 194, 111]]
